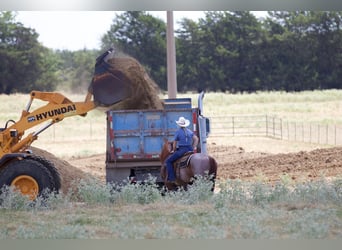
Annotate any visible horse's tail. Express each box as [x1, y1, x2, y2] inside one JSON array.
[[208, 156, 218, 191]]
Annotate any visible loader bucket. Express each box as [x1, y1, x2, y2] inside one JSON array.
[[91, 70, 130, 107], [89, 49, 130, 107]]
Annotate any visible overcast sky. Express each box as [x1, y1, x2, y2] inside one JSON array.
[[15, 11, 266, 51]]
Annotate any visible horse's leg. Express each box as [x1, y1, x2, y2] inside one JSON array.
[[164, 182, 178, 191], [207, 156, 217, 178], [208, 156, 218, 191]]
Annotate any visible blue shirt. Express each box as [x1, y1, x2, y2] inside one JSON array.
[[174, 127, 194, 147]]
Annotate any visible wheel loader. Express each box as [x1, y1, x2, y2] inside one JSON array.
[[0, 48, 129, 200]]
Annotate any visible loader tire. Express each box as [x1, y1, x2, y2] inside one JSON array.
[[0, 158, 54, 200], [28, 155, 61, 193]]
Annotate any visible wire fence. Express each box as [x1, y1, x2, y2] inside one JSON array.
[[36, 114, 342, 147], [209, 115, 342, 146]]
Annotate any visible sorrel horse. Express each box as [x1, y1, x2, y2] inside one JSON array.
[[160, 139, 218, 191]]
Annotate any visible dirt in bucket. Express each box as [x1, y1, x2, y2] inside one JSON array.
[[105, 56, 164, 110]]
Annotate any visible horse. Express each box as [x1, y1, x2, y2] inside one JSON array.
[[160, 138, 218, 191]]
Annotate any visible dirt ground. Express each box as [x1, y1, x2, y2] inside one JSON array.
[[69, 142, 341, 183], [208, 143, 342, 183], [31, 137, 342, 194]]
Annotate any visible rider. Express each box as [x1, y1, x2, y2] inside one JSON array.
[[166, 116, 199, 184]]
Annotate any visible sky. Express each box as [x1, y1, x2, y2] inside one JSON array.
[[15, 11, 266, 51]]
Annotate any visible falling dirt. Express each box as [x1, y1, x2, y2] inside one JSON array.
[[105, 56, 164, 110]]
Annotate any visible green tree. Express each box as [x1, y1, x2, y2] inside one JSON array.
[[54, 49, 100, 93], [308, 11, 342, 89], [71, 49, 99, 92], [0, 11, 59, 94], [263, 11, 342, 91], [97, 11, 342, 93], [101, 11, 167, 89], [176, 11, 263, 93], [264, 11, 318, 91], [176, 18, 203, 92]]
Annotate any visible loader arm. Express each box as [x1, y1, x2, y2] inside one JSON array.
[[0, 91, 97, 157], [1, 48, 129, 159]]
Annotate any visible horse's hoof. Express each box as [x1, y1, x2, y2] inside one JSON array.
[[175, 180, 182, 186], [167, 180, 179, 186]]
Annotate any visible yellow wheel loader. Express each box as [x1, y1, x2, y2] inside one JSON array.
[[0, 48, 128, 200]]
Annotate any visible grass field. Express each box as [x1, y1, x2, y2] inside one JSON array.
[[2, 90, 341, 158], [1, 90, 342, 239]]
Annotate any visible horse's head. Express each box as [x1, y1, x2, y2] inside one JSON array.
[[160, 138, 172, 181], [160, 138, 173, 164]]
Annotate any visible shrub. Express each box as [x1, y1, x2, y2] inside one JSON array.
[[115, 175, 162, 204], [0, 186, 32, 210], [76, 177, 113, 205]]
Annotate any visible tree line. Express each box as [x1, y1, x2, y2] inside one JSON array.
[[1, 11, 341, 94]]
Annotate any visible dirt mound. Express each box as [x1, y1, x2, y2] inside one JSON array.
[[106, 56, 164, 110], [30, 147, 88, 194], [211, 145, 342, 183]]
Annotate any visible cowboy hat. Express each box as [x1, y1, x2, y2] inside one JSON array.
[[175, 116, 190, 127]]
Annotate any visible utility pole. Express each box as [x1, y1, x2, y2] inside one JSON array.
[[166, 11, 177, 98]]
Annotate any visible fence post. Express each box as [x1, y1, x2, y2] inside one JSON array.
[[272, 116, 275, 137], [265, 115, 268, 137], [326, 124, 328, 145], [318, 124, 320, 144], [309, 124, 312, 143], [232, 116, 235, 136], [280, 118, 283, 140]]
